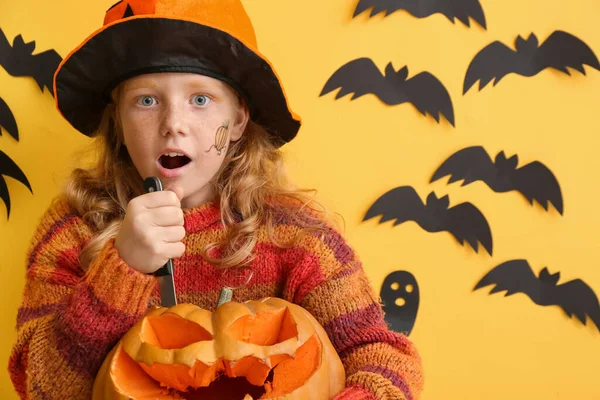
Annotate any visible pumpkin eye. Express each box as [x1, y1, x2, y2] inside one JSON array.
[[95, 300, 346, 399]]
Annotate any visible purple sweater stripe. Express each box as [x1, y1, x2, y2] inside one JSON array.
[[27, 213, 78, 267], [325, 304, 415, 358], [53, 284, 143, 377], [361, 365, 414, 400], [31, 381, 51, 400], [17, 304, 62, 328]]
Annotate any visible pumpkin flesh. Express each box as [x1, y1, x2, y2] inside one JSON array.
[[98, 343, 173, 399], [94, 299, 346, 399]]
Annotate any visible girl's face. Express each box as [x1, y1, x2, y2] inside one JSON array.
[[117, 72, 249, 209]]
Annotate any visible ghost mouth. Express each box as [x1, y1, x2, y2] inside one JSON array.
[[159, 154, 192, 169]]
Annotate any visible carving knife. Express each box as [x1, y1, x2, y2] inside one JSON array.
[[143, 176, 177, 307]]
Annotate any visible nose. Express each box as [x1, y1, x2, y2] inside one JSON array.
[[160, 101, 187, 137]]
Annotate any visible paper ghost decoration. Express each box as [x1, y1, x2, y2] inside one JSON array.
[[380, 270, 420, 335]]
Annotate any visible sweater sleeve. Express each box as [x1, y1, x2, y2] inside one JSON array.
[[285, 225, 424, 400], [8, 199, 157, 399]]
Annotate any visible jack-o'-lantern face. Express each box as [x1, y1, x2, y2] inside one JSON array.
[[93, 298, 345, 399]]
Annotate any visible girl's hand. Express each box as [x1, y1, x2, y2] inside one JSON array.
[[114, 186, 185, 274]]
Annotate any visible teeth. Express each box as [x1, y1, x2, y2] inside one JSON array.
[[164, 152, 184, 157]]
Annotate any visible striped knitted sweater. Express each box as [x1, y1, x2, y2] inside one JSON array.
[[8, 196, 423, 399]]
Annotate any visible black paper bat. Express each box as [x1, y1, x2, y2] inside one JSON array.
[[0, 96, 18, 141], [381, 270, 420, 336], [0, 28, 63, 96], [474, 259, 600, 332], [464, 30, 600, 93], [0, 150, 33, 219], [320, 57, 455, 126], [353, 0, 486, 29], [364, 185, 492, 255], [431, 146, 563, 215]]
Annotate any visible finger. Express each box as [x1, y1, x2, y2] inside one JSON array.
[[136, 190, 181, 210], [165, 184, 185, 201], [162, 241, 186, 259], [161, 226, 186, 243], [150, 206, 185, 227]]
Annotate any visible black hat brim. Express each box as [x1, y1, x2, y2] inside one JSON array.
[[54, 17, 301, 144]]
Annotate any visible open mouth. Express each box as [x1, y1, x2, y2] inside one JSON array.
[[159, 153, 192, 169]]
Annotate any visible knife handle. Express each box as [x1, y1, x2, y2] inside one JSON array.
[[143, 176, 163, 193], [143, 176, 174, 278]]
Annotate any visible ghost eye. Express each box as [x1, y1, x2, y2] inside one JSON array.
[[192, 95, 211, 106], [137, 96, 156, 106]]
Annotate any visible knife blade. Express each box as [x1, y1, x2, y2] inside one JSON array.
[[143, 176, 178, 307]]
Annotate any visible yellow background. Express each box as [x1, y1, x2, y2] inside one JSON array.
[[2, 0, 600, 398]]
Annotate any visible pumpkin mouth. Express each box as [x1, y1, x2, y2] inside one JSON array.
[[111, 309, 322, 399]]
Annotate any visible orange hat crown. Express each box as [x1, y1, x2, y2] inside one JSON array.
[[54, 0, 301, 143], [103, 0, 258, 50]]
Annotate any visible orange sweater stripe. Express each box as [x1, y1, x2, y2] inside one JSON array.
[[8, 198, 424, 399]]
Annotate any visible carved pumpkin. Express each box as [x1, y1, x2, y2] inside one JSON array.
[[92, 297, 346, 399]]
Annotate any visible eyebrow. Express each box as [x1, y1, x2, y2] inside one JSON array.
[[187, 81, 221, 92], [123, 80, 157, 92]]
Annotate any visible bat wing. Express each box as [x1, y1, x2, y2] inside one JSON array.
[[444, 201, 493, 255], [354, 0, 486, 29], [474, 259, 541, 297], [0, 96, 18, 141], [353, 0, 392, 17], [0, 28, 11, 64], [558, 279, 600, 331], [31, 50, 62, 96], [363, 186, 426, 227], [0, 150, 32, 193], [537, 30, 600, 74], [442, 0, 487, 29], [320, 57, 387, 102], [0, 150, 33, 219], [463, 41, 520, 93], [430, 146, 496, 187], [403, 72, 455, 126], [513, 161, 563, 214], [0, 29, 62, 96], [0, 175, 10, 219]]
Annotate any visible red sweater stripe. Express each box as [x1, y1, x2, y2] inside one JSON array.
[[8, 198, 423, 399]]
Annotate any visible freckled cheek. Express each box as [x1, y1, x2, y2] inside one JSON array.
[[190, 120, 222, 150], [122, 118, 157, 165], [124, 111, 156, 132]]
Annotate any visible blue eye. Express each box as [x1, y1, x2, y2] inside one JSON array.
[[138, 96, 156, 106], [193, 95, 210, 106]]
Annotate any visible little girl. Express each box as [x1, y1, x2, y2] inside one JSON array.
[[8, 0, 424, 399]]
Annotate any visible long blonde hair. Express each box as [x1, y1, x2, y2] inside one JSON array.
[[62, 85, 333, 271]]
